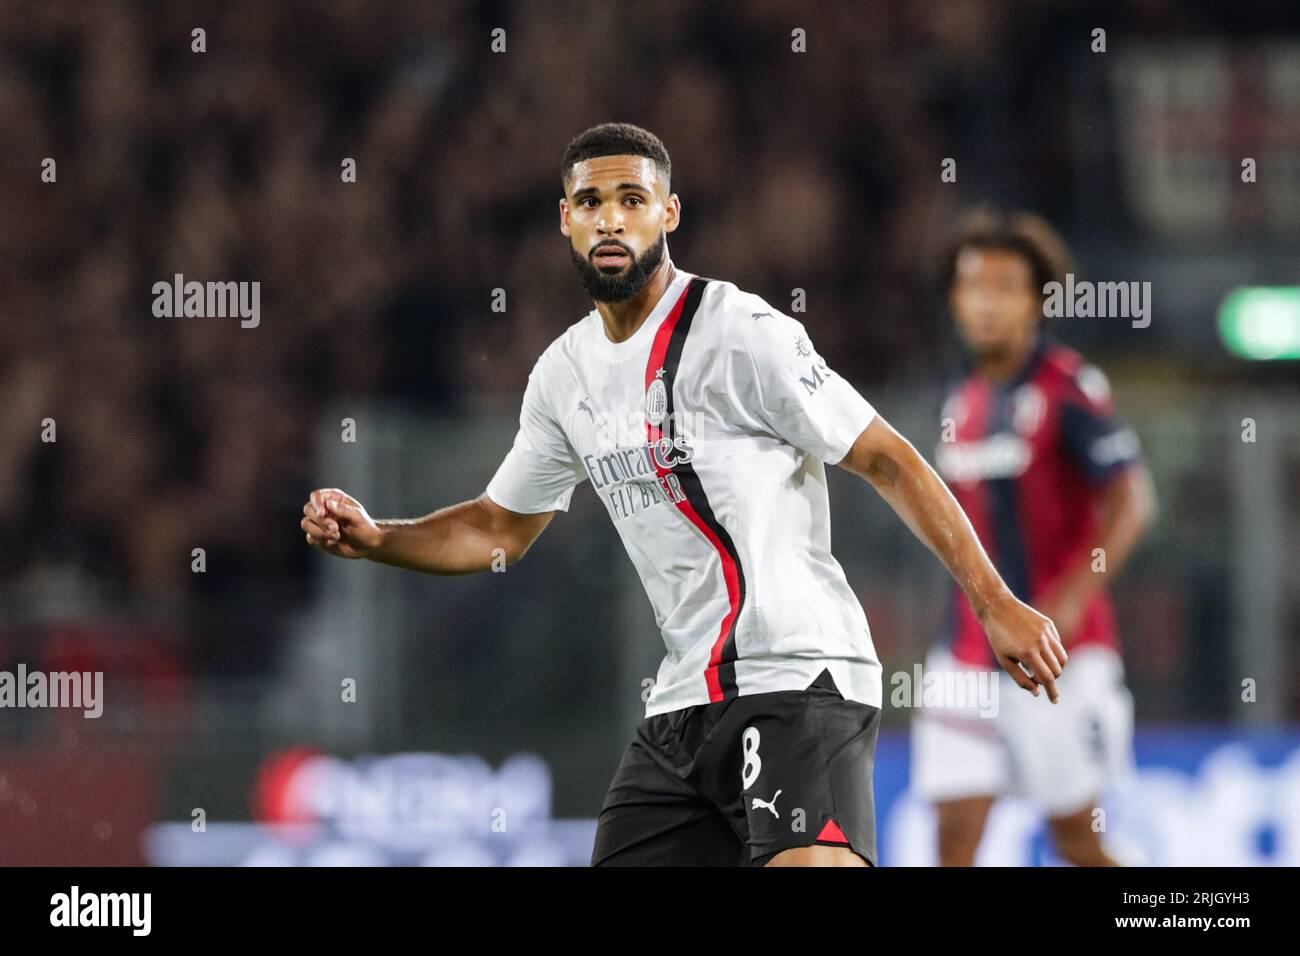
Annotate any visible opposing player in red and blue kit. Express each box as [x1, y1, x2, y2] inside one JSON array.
[[912, 208, 1157, 866]]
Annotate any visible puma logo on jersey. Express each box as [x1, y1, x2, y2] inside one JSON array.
[[752, 789, 783, 818], [577, 397, 595, 422]]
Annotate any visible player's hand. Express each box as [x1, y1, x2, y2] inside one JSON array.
[[980, 592, 1068, 702], [301, 488, 383, 559]]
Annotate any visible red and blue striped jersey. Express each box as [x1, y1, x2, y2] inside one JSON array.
[[933, 338, 1142, 667]]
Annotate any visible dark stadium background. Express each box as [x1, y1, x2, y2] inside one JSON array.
[[0, 0, 1297, 865]]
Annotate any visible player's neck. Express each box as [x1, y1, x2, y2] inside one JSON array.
[[975, 331, 1040, 384], [595, 260, 678, 344]]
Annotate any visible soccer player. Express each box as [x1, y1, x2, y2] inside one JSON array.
[[300, 124, 1065, 867], [911, 208, 1157, 866]]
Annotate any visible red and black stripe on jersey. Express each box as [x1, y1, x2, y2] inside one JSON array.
[[645, 277, 747, 702]]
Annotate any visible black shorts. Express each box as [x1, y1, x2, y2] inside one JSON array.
[[591, 668, 881, 867]]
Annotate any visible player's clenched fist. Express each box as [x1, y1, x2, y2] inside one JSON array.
[[301, 488, 383, 559], [980, 592, 1068, 703]]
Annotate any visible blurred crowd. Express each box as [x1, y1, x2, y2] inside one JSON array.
[[0, 0, 1285, 674]]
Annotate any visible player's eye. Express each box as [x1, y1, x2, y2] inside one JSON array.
[[624, 196, 643, 207]]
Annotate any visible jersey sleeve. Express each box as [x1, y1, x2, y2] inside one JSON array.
[[740, 311, 877, 464], [485, 353, 587, 513], [1058, 363, 1142, 485]]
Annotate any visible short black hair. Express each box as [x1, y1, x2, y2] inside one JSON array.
[[561, 122, 671, 190], [938, 205, 1073, 301]]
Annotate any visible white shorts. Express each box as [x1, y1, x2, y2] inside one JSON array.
[[910, 644, 1135, 818]]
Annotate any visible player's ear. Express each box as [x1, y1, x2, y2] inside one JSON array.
[[664, 193, 681, 234], [559, 197, 570, 237]]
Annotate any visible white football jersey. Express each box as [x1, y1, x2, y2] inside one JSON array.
[[486, 265, 883, 716]]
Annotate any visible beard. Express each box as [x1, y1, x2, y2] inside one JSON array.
[[569, 231, 666, 303]]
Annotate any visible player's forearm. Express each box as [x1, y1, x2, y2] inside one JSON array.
[[842, 418, 1012, 620], [370, 497, 511, 575]]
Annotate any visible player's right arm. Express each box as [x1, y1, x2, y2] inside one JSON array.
[[301, 488, 554, 574], [301, 347, 582, 575]]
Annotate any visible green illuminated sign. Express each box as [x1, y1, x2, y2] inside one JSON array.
[[1219, 287, 1300, 360]]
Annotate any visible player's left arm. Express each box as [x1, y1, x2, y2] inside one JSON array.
[[838, 415, 1068, 701], [737, 306, 1066, 700], [1037, 373, 1158, 639], [1036, 466, 1156, 642]]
